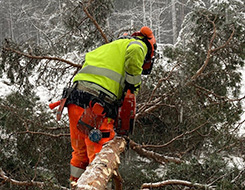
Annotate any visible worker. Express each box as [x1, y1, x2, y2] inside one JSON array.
[[66, 26, 157, 185]]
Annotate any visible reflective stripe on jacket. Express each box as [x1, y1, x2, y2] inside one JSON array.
[[73, 38, 147, 99]]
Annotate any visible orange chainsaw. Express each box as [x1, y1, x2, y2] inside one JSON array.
[[116, 89, 136, 136]]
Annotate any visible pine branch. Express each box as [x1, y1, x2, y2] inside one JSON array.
[[141, 179, 215, 190], [17, 130, 70, 138], [190, 15, 235, 82], [129, 139, 182, 165], [141, 120, 210, 149], [193, 83, 245, 102], [80, 1, 109, 44], [147, 62, 180, 103], [3, 47, 82, 68], [0, 168, 69, 190]]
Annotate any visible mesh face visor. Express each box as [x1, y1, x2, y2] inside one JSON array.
[[131, 26, 157, 75], [142, 43, 157, 75]]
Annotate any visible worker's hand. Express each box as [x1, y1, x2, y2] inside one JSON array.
[[124, 81, 140, 94]]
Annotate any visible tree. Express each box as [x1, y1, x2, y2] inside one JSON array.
[[1, 0, 115, 189], [129, 0, 245, 189], [171, 0, 177, 44], [111, 0, 190, 44]]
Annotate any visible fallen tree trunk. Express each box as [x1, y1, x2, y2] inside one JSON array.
[[76, 136, 126, 190]]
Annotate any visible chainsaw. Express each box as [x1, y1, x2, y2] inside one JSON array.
[[116, 89, 136, 136]]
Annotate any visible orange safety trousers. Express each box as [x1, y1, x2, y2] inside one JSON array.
[[68, 104, 115, 171]]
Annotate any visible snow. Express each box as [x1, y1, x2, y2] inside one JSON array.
[[227, 156, 245, 170]]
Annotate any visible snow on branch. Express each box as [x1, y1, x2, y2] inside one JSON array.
[[140, 179, 215, 190]]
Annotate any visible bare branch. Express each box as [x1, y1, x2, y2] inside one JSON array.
[[231, 170, 244, 183], [80, 1, 109, 44], [0, 168, 69, 190], [17, 130, 70, 138], [141, 179, 215, 190], [141, 120, 210, 149], [3, 47, 82, 68], [211, 26, 235, 53], [112, 168, 123, 190], [129, 139, 182, 165], [190, 15, 235, 81], [135, 99, 163, 120]]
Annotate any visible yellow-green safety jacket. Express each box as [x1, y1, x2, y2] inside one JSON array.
[[73, 38, 148, 100]]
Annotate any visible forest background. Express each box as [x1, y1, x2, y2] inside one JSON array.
[[0, 0, 244, 189]]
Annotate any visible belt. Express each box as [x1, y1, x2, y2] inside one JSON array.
[[76, 83, 115, 105]]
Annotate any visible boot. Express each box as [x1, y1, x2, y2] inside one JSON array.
[[69, 176, 78, 190]]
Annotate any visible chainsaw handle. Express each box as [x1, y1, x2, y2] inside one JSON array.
[[49, 101, 61, 110]]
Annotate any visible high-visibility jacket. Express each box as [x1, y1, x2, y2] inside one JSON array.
[[73, 38, 148, 99]]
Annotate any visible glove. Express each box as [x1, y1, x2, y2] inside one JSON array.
[[124, 81, 140, 94]]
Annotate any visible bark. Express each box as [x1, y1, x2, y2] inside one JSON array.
[[75, 137, 126, 190]]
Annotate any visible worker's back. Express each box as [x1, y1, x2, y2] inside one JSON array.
[[73, 38, 147, 99]]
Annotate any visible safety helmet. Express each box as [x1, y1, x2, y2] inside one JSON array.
[[131, 26, 157, 75]]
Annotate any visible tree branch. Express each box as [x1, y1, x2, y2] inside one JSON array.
[[129, 139, 182, 165], [17, 130, 70, 138], [135, 99, 163, 120], [148, 63, 180, 103], [141, 179, 215, 190], [193, 83, 245, 102], [141, 120, 210, 149], [80, 1, 109, 44], [190, 15, 235, 81], [0, 168, 69, 190], [3, 47, 82, 68]]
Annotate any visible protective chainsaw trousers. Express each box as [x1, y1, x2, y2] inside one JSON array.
[[68, 104, 115, 179]]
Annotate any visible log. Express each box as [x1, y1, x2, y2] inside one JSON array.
[[76, 137, 126, 190]]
